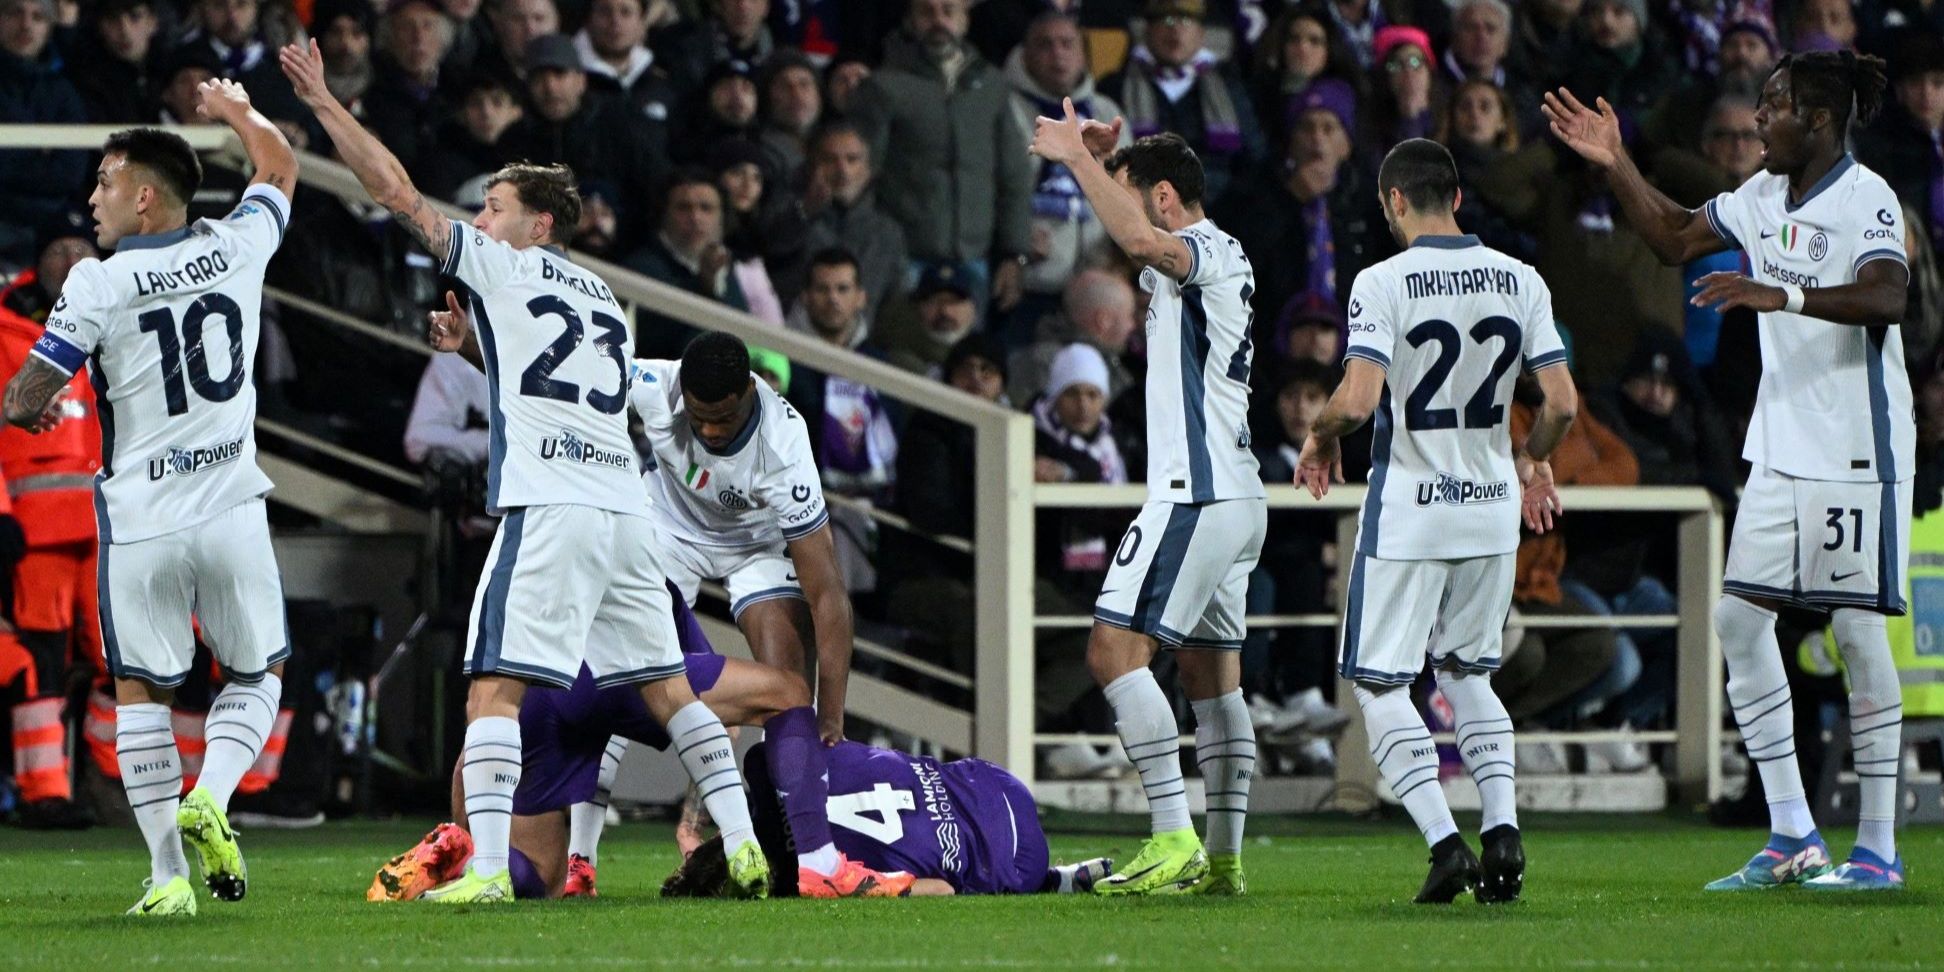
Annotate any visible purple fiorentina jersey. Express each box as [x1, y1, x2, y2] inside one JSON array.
[[822, 742, 1049, 894]]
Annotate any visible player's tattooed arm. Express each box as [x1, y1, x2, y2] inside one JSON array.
[[3, 357, 71, 433], [391, 192, 454, 262]]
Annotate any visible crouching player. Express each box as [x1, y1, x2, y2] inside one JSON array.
[[663, 740, 1113, 898], [368, 590, 911, 899]]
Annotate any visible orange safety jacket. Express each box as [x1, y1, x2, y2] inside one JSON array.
[[0, 272, 100, 548]]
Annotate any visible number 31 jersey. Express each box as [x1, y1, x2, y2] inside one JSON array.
[[31, 184, 287, 543], [1343, 235, 1566, 561], [442, 221, 645, 516]]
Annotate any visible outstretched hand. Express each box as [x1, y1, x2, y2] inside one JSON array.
[[194, 78, 254, 124], [1541, 88, 1623, 170], [1295, 434, 1344, 500], [1030, 97, 1090, 167], [1518, 453, 1562, 534], [277, 39, 334, 110], [427, 290, 471, 352]]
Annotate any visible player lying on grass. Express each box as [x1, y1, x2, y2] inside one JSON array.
[[368, 587, 912, 899], [663, 740, 1112, 898]]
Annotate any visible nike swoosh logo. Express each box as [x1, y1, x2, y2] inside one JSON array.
[[1760, 231, 1777, 239], [1099, 588, 1122, 597], [1831, 570, 1862, 583], [785, 573, 797, 582], [1113, 860, 1164, 883]]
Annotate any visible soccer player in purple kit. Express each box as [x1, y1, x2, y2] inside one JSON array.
[[368, 586, 915, 899]]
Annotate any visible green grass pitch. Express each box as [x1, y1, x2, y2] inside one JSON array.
[[2, 815, 1940, 970]]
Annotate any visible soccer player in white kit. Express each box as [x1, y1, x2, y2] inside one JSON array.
[[1547, 52, 1913, 892], [1, 83, 297, 917], [1030, 104, 1268, 896], [1297, 139, 1578, 905], [279, 40, 768, 902]]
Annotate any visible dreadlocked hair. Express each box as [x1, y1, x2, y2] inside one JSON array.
[[1776, 49, 1889, 133]]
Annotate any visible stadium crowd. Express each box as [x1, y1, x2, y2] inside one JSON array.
[[1, 0, 1943, 798]]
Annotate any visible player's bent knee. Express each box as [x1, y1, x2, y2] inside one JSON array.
[[1174, 649, 1240, 700], [1086, 623, 1152, 686]]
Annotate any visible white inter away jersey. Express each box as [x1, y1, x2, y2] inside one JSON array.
[[1343, 234, 1568, 561], [33, 185, 287, 543], [629, 359, 828, 549], [1139, 218, 1266, 504], [1703, 154, 1914, 483], [442, 221, 647, 515]]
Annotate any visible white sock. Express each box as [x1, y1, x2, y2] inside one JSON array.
[[568, 736, 629, 865], [460, 716, 521, 877], [1832, 608, 1901, 860], [798, 843, 841, 876], [1191, 689, 1255, 856], [1437, 670, 1518, 833], [115, 703, 189, 886], [1355, 684, 1457, 847], [1715, 596, 1816, 838], [198, 674, 281, 809], [667, 701, 756, 854], [1103, 668, 1191, 835]]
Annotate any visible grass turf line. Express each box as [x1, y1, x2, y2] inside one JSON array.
[[0, 816, 1940, 970]]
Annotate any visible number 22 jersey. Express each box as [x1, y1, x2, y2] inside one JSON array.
[[1343, 234, 1567, 561], [31, 184, 288, 543], [442, 221, 646, 516]]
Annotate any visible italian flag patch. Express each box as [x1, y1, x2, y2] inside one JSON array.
[[684, 462, 709, 491]]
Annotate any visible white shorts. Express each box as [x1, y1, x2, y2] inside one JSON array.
[[1093, 498, 1267, 649], [659, 537, 803, 619], [463, 505, 683, 690], [1338, 551, 1514, 686], [1724, 465, 1913, 614], [99, 499, 288, 688]]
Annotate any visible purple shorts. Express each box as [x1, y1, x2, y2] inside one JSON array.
[[949, 758, 1052, 895]]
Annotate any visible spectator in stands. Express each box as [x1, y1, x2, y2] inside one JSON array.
[[1644, 17, 1775, 154], [796, 120, 908, 316], [1594, 329, 1739, 502], [404, 354, 492, 469], [1365, 26, 1439, 146], [1032, 343, 1128, 593], [2, 208, 89, 322], [709, 139, 789, 326], [575, 0, 680, 125], [626, 171, 751, 357], [855, 0, 1033, 320], [1008, 267, 1136, 406], [1248, 4, 1362, 142], [654, 0, 775, 98], [427, 73, 523, 200], [822, 51, 870, 116], [757, 48, 821, 180], [439, 0, 490, 76], [877, 262, 981, 377], [1005, 12, 1130, 333], [1102, 0, 1264, 205], [70, 0, 159, 123], [787, 246, 874, 352], [510, 33, 666, 248], [1273, 292, 1345, 367], [1556, 0, 1680, 127], [361, 0, 453, 186], [0, 0, 87, 267], [472, 0, 557, 93], [1511, 0, 1578, 82], [679, 56, 767, 168], [1217, 78, 1390, 332], [967, 0, 1136, 68], [178, 0, 312, 144], [1860, 31, 1944, 268], [315, 0, 375, 110], [1435, 77, 1534, 260], [1648, 95, 1759, 373], [1788, 0, 1856, 51], [156, 46, 222, 126]]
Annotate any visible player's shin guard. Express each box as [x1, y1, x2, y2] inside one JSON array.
[[115, 703, 189, 886], [764, 705, 839, 875], [1436, 670, 1517, 833], [1355, 684, 1457, 846], [1716, 596, 1815, 838], [1104, 668, 1192, 835], [460, 716, 522, 877], [1832, 608, 1901, 861], [568, 736, 628, 866], [668, 701, 757, 853], [198, 674, 281, 809], [1190, 690, 1254, 857]]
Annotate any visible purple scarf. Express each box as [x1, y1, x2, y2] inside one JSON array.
[[1025, 92, 1097, 222]]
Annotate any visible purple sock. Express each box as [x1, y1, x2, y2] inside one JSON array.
[[508, 848, 549, 900], [764, 706, 833, 853]]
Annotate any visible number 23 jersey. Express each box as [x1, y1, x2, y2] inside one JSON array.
[[1343, 235, 1567, 561], [442, 221, 646, 516], [31, 185, 288, 543]]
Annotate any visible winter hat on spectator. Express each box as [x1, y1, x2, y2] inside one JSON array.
[[1286, 78, 1357, 137], [1586, 0, 1649, 32], [706, 58, 758, 91], [34, 208, 91, 260], [760, 48, 817, 92], [1046, 343, 1111, 401], [313, 0, 375, 36], [1720, 18, 1779, 57], [706, 138, 773, 181], [944, 332, 1008, 383], [748, 346, 792, 396], [526, 34, 581, 72], [915, 262, 976, 301], [1373, 25, 1434, 67]]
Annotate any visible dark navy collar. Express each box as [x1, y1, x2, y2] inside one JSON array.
[[541, 244, 568, 257], [701, 392, 763, 457], [1410, 233, 1481, 249], [116, 226, 193, 251], [1785, 153, 1854, 212]]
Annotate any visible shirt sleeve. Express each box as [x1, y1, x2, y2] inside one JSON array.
[[1521, 274, 1569, 373], [30, 259, 110, 376], [1848, 181, 1909, 279], [1702, 177, 1756, 252], [1173, 230, 1221, 288], [442, 219, 524, 298], [1341, 269, 1396, 372], [222, 183, 290, 252], [762, 404, 830, 542]]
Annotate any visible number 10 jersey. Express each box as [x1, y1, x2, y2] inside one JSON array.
[[33, 185, 288, 543], [1342, 235, 1567, 561], [442, 221, 646, 517]]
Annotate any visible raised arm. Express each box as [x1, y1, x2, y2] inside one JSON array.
[[786, 524, 852, 745], [1029, 99, 1195, 280], [195, 79, 297, 195], [1542, 89, 1727, 266], [278, 39, 449, 259]]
